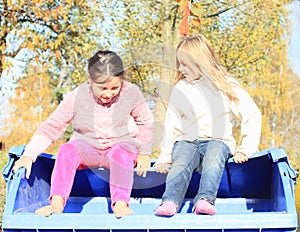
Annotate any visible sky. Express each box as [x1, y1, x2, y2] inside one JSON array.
[[0, 1, 300, 137]]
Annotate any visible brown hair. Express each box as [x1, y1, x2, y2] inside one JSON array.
[[87, 50, 125, 83]]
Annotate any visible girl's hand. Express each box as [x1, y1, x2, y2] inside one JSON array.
[[233, 151, 248, 164], [13, 156, 33, 179], [136, 154, 150, 177], [155, 163, 171, 174]]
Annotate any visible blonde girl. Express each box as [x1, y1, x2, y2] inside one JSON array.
[[154, 34, 262, 216]]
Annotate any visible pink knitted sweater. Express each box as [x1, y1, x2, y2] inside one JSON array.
[[23, 81, 153, 161]]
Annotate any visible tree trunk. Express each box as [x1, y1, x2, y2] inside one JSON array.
[[153, 0, 180, 153]]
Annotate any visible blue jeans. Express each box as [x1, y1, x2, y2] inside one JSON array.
[[161, 140, 231, 209]]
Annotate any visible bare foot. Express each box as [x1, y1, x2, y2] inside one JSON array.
[[35, 195, 65, 216], [112, 201, 133, 218]]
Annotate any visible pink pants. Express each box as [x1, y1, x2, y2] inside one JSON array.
[[50, 139, 138, 206]]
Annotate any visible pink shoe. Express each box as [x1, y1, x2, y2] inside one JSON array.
[[155, 201, 177, 217], [194, 199, 216, 215]]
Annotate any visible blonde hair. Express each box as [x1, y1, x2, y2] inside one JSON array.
[[175, 34, 240, 103]]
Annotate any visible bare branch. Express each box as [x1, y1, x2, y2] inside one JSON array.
[[203, 7, 234, 18]]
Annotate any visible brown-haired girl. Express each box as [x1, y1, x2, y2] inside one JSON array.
[[13, 50, 153, 218]]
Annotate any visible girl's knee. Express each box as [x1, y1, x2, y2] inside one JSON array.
[[57, 141, 82, 163], [172, 141, 199, 164], [203, 141, 231, 167], [58, 143, 76, 156]]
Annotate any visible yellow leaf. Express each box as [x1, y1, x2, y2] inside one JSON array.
[[55, 50, 61, 60], [26, 28, 30, 37], [7, 0, 12, 7], [34, 36, 40, 44], [191, 18, 200, 30], [0, 44, 6, 52], [28, 43, 34, 50]]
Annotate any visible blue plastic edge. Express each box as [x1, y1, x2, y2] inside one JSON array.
[[227, 148, 297, 184], [2, 145, 56, 183], [268, 148, 298, 184], [3, 167, 25, 214], [2, 145, 26, 183]]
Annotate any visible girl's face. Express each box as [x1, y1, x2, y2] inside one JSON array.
[[177, 49, 201, 80], [90, 76, 122, 104]]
